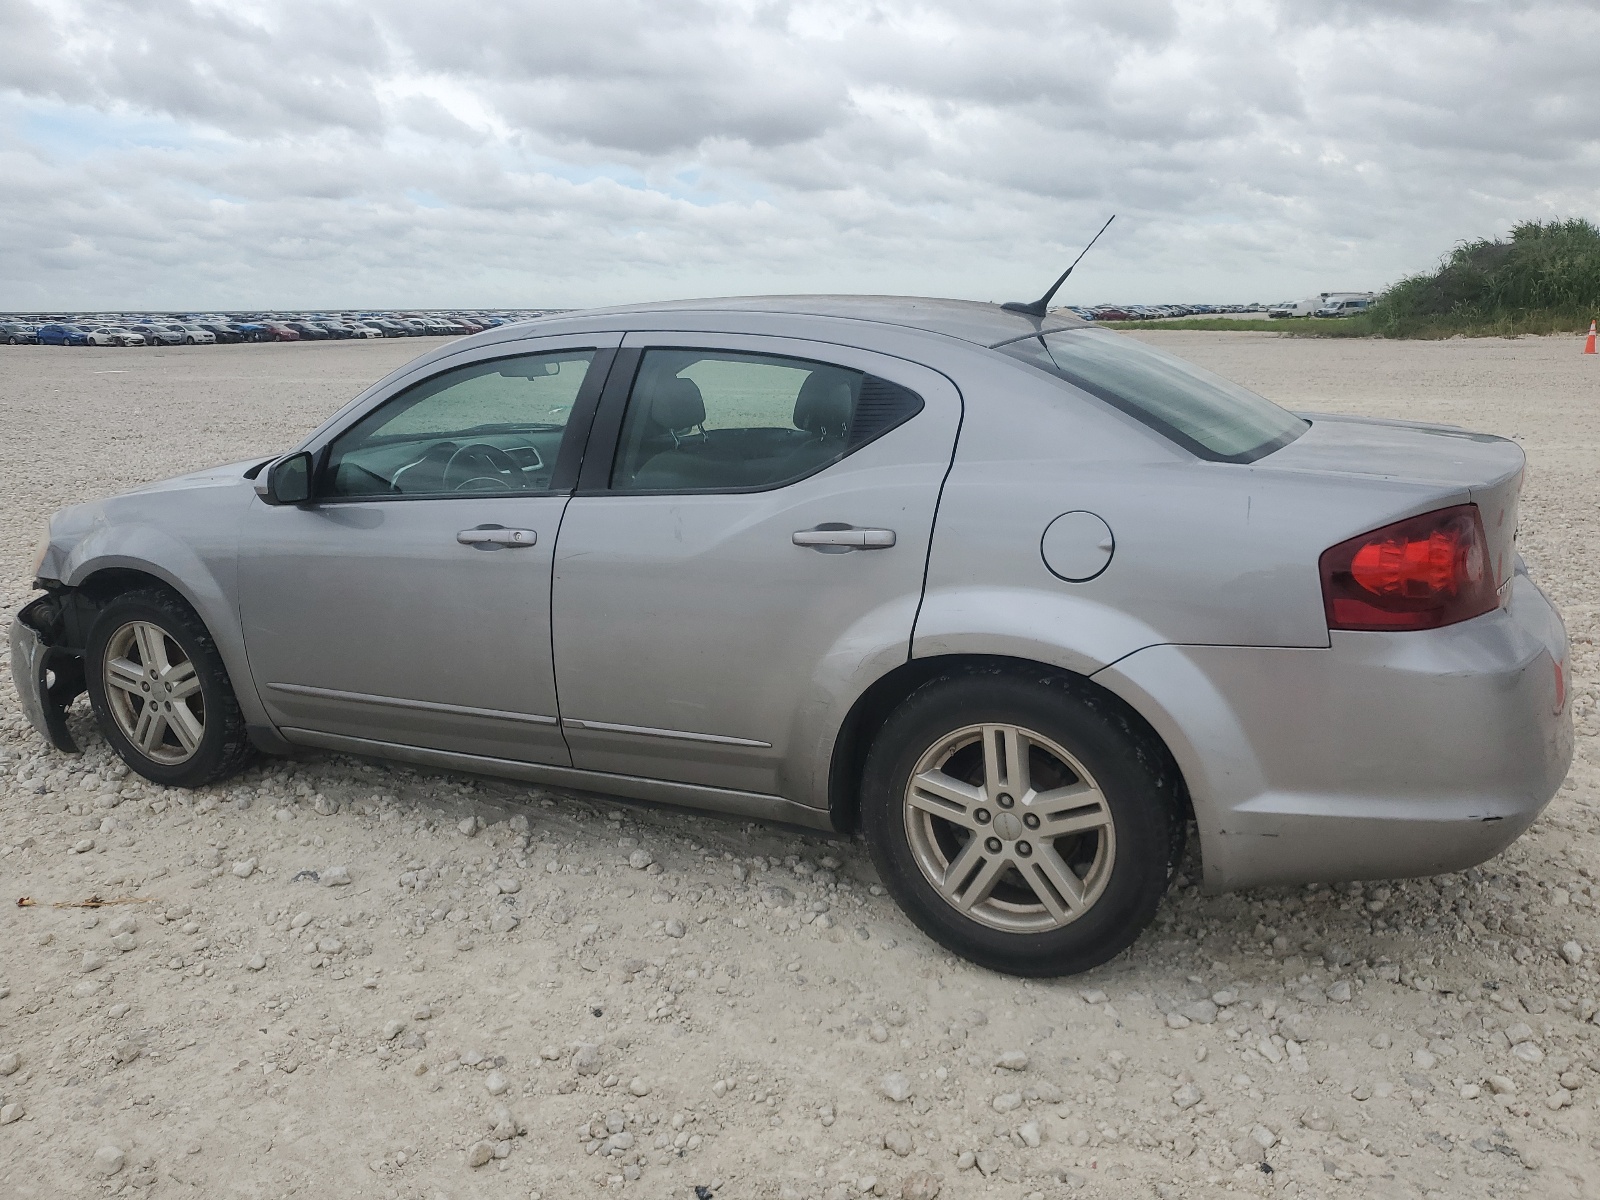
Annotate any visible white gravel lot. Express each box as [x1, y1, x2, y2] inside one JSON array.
[[0, 332, 1596, 1200]]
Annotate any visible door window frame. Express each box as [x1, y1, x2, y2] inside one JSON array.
[[295, 338, 622, 505]]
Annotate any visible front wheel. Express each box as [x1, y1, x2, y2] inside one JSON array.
[[861, 669, 1182, 977], [84, 588, 253, 787]]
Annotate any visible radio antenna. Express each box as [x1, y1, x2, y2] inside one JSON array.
[[1001, 214, 1116, 318]]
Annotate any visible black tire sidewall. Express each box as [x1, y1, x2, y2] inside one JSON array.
[[84, 592, 242, 788], [862, 672, 1173, 977]]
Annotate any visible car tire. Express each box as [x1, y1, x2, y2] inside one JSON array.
[[861, 667, 1182, 977], [84, 588, 254, 788]]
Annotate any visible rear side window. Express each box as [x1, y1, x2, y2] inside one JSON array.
[[609, 348, 923, 492], [998, 328, 1307, 463]]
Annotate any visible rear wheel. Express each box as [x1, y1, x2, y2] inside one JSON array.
[[85, 589, 253, 787], [861, 669, 1180, 976]]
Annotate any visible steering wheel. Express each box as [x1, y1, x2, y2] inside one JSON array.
[[443, 443, 524, 492]]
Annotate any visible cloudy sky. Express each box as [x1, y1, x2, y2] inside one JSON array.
[[3, 0, 1598, 310]]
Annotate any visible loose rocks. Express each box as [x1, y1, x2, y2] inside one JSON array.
[[92, 1145, 125, 1177], [1180, 999, 1218, 1024]]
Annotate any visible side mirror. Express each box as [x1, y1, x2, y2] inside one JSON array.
[[256, 451, 314, 506]]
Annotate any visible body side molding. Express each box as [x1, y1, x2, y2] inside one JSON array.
[[267, 682, 558, 726], [279, 727, 834, 830]]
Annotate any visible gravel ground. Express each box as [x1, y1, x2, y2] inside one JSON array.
[[0, 333, 1596, 1200]]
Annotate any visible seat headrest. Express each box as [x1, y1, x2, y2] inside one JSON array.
[[650, 376, 705, 431], [794, 370, 855, 438]]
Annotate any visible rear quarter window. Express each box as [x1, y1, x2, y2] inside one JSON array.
[[997, 328, 1307, 463]]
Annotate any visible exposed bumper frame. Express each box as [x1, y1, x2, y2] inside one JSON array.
[[9, 596, 86, 754]]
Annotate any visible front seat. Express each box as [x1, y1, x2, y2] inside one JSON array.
[[630, 377, 718, 489], [649, 376, 707, 443]]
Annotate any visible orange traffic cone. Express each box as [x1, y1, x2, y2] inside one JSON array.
[[1586, 320, 1597, 354]]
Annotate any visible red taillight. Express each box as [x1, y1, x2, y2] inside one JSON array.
[[1320, 504, 1498, 632]]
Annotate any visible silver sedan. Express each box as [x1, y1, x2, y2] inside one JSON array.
[[10, 297, 1574, 975]]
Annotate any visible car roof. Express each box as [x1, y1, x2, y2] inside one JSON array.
[[548, 295, 1087, 349]]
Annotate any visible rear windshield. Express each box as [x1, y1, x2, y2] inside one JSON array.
[[997, 328, 1307, 462]]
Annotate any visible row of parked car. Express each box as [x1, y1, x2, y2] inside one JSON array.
[[1060, 302, 1269, 322], [0, 311, 554, 347]]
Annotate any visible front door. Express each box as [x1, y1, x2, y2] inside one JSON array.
[[239, 338, 617, 763], [550, 332, 962, 798]]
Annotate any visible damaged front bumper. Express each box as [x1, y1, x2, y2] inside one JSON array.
[[9, 594, 85, 754]]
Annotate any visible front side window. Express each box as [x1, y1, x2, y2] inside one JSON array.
[[998, 328, 1307, 463], [609, 348, 923, 492], [323, 350, 595, 497]]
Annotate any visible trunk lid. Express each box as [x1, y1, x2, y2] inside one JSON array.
[[1264, 413, 1524, 591]]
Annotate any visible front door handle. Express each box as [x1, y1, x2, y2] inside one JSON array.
[[792, 525, 896, 551], [458, 526, 537, 548]]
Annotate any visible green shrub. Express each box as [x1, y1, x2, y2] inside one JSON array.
[[1366, 218, 1600, 338]]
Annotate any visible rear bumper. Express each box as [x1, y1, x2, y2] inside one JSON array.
[[1096, 572, 1573, 891], [9, 602, 85, 754]]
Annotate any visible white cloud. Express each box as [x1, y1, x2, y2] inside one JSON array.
[[1, 0, 1597, 309]]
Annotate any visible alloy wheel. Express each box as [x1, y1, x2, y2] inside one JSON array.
[[101, 620, 205, 764], [903, 722, 1115, 933]]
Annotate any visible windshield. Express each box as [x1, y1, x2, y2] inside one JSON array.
[[998, 328, 1307, 462]]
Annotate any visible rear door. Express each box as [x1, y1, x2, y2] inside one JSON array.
[[550, 332, 962, 797]]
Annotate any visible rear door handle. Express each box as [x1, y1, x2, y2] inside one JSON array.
[[792, 525, 896, 551], [457, 526, 537, 548]]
